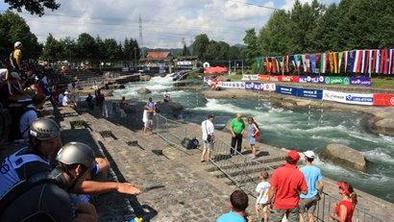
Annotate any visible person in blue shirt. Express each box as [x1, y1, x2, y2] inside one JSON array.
[[216, 190, 252, 222], [299, 151, 324, 222]]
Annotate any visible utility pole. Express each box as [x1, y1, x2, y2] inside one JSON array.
[[139, 15, 144, 58]]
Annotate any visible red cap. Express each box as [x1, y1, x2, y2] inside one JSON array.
[[288, 150, 300, 162]]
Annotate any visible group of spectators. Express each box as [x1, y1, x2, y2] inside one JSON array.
[[202, 114, 357, 222], [0, 42, 143, 221], [216, 150, 357, 222]]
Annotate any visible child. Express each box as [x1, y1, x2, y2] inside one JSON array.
[[255, 171, 271, 222], [247, 117, 260, 159]]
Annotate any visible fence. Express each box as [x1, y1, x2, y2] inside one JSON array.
[[153, 113, 384, 222]]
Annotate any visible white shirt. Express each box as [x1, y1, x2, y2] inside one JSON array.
[[19, 105, 38, 139], [255, 181, 271, 204], [58, 94, 64, 104], [201, 120, 214, 140], [142, 110, 149, 123], [62, 95, 69, 106]]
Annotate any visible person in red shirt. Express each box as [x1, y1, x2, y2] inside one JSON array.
[[330, 182, 357, 222], [267, 150, 307, 222]]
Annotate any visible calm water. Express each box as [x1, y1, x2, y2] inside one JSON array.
[[113, 75, 394, 203]]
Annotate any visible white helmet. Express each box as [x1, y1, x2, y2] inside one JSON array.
[[14, 41, 22, 49]]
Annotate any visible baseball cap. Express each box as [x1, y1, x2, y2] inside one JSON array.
[[287, 150, 300, 162], [304, 150, 316, 159]]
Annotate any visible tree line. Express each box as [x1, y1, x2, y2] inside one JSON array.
[[43, 33, 141, 64], [243, 0, 394, 71]]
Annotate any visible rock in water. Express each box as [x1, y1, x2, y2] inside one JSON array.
[[320, 143, 367, 172], [140, 75, 151, 81], [137, 88, 151, 94]]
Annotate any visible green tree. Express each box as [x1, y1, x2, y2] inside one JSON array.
[[243, 28, 260, 65], [123, 38, 140, 64], [59, 37, 76, 62], [192, 34, 209, 60], [0, 11, 41, 62], [76, 33, 97, 62], [4, 0, 60, 16], [42, 33, 64, 62], [182, 43, 190, 56]]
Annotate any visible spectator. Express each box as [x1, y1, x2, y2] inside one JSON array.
[[216, 190, 252, 222], [201, 114, 215, 162], [142, 105, 152, 135], [58, 91, 64, 106], [9, 41, 23, 72], [267, 150, 307, 222], [146, 97, 156, 111], [86, 93, 94, 111], [300, 151, 324, 222], [163, 90, 171, 102], [119, 96, 127, 118], [230, 113, 245, 155], [247, 117, 260, 159], [255, 171, 271, 222], [95, 90, 105, 117], [330, 182, 357, 222], [62, 91, 71, 107], [19, 94, 46, 140]]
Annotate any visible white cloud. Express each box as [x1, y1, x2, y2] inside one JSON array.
[[17, 0, 338, 48]]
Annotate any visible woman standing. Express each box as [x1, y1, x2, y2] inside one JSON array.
[[330, 181, 357, 222], [247, 117, 260, 159]]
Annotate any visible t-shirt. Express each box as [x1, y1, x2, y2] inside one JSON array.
[[255, 181, 271, 204], [300, 165, 323, 199], [271, 163, 307, 209], [201, 119, 214, 141], [216, 211, 246, 222], [19, 105, 38, 139], [231, 118, 245, 135], [62, 95, 69, 106], [58, 94, 64, 104]]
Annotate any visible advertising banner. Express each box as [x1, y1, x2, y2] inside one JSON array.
[[217, 81, 245, 89], [242, 75, 259, 81], [373, 93, 394, 106], [299, 76, 325, 84], [323, 90, 373, 105], [350, 76, 372, 87], [324, 76, 350, 85], [277, 76, 300, 83], [245, 82, 276, 91], [276, 85, 298, 96], [257, 74, 271, 81], [298, 89, 323, 99]]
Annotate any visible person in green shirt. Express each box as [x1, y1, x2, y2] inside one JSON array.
[[230, 113, 245, 155]]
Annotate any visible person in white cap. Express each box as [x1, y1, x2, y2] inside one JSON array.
[[9, 41, 23, 71], [299, 150, 324, 222], [62, 91, 70, 107]]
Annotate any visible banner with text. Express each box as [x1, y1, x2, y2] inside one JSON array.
[[323, 90, 373, 105], [299, 76, 326, 84], [373, 93, 394, 106], [298, 88, 323, 99], [242, 74, 259, 81], [245, 82, 276, 91], [217, 81, 245, 89], [350, 76, 372, 87], [275, 85, 298, 96], [324, 76, 350, 85]]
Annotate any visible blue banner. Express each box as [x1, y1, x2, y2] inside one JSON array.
[[276, 86, 298, 96], [245, 82, 254, 89], [253, 83, 263, 91], [298, 88, 323, 99], [299, 76, 325, 84]]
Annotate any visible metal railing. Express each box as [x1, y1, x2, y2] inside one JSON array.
[[153, 113, 385, 222]]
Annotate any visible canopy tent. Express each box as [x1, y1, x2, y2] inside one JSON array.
[[204, 66, 228, 75]]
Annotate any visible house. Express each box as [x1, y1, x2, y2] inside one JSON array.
[[140, 50, 173, 74]]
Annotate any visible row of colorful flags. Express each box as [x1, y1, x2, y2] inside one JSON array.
[[262, 49, 394, 75]]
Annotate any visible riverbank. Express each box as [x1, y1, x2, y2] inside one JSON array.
[[199, 88, 394, 136]]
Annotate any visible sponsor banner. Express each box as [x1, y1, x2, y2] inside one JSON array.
[[298, 89, 323, 99], [299, 76, 325, 84], [373, 93, 394, 106], [350, 76, 372, 87], [324, 76, 350, 85], [217, 81, 245, 89], [257, 74, 271, 81], [277, 76, 300, 83], [245, 82, 276, 91], [323, 90, 373, 105], [276, 85, 298, 96], [242, 74, 259, 81]]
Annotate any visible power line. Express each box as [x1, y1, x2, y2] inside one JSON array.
[[227, 0, 279, 11]]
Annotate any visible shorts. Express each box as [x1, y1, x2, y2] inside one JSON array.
[[144, 120, 153, 128], [270, 208, 299, 222], [299, 194, 319, 214], [248, 136, 256, 145], [203, 140, 214, 150]]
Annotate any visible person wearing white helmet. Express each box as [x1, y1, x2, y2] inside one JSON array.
[[9, 41, 23, 71], [299, 151, 324, 222]]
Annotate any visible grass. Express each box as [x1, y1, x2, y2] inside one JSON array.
[[372, 77, 394, 89]]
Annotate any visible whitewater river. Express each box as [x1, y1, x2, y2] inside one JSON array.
[[113, 75, 394, 203]]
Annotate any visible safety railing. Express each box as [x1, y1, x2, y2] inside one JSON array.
[[153, 113, 385, 222]]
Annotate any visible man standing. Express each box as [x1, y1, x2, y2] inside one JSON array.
[[299, 151, 324, 222], [9, 41, 23, 72], [268, 150, 307, 222], [230, 113, 245, 155], [201, 114, 215, 162]]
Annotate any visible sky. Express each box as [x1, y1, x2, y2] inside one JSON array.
[[0, 0, 339, 48]]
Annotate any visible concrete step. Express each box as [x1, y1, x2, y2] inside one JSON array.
[[207, 155, 284, 172], [209, 161, 283, 179]]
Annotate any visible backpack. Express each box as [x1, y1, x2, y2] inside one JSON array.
[[181, 137, 199, 150]]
